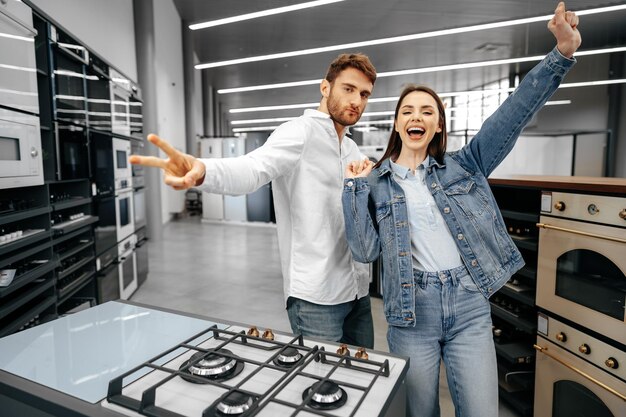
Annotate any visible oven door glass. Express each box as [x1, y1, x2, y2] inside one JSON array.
[[94, 195, 117, 255], [118, 240, 137, 300], [115, 190, 134, 242], [555, 249, 625, 321], [0, 1, 38, 113], [53, 49, 87, 125], [552, 381, 613, 417], [56, 123, 89, 180]]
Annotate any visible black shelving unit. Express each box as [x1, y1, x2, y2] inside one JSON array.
[[490, 184, 542, 417]]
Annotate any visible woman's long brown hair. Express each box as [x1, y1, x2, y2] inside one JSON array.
[[373, 85, 447, 169]]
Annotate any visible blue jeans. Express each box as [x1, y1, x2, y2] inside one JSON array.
[[286, 295, 374, 348], [387, 265, 497, 417]]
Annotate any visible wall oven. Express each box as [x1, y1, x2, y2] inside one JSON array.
[[112, 137, 132, 190], [534, 315, 625, 417], [55, 122, 89, 180], [0, 0, 39, 114], [0, 109, 42, 189], [115, 188, 134, 243], [117, 234, 137, 300], [536, 191, 626, 346]]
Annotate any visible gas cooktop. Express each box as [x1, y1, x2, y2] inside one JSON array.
[[101, 322, 408, 417]]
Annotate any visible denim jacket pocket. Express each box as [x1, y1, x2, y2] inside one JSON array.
[[443, 178, 491, 218], [375, 203, 394, 246]]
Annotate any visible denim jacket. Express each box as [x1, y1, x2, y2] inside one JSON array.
[[343, 47, 575, 327]]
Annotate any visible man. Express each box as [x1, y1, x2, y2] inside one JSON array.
[[131, 53, 377, 348]]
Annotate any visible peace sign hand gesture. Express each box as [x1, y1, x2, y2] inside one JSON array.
[[129, 134, 206, 190]]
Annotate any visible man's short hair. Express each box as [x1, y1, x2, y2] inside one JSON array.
[[325, 53, 377, 85]]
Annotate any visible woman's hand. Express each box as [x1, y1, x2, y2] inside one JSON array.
[[548, 2, 581, 58], [345, 158, 374, 178]]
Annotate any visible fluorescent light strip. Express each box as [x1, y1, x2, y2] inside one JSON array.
[[230, 79, 623, 127], [229, 96, 400, 113], [219, 46, 626, 95], [0, 32, 34, 42], [198, 4, 626, 70], [190, 0, 344, 30]]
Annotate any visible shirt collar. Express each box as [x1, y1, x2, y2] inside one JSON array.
[[390, 157, 429, 180], [303, 108, 352, 137]]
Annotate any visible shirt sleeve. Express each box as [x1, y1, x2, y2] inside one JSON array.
[[197, 120, 306, 195]]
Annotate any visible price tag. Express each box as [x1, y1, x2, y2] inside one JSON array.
[[540, 192, 552, 213]]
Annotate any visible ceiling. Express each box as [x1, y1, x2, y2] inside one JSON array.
[[172, 0, 626, 135]]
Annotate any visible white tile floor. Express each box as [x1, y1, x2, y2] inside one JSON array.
[[131, 216, 520, 416]]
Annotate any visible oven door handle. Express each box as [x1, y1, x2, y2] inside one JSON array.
[[536, 223, 626, 244], [534, 344, 626, 401]]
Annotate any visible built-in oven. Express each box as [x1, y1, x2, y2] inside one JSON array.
[[55, 122, 89, 180], [533, 315, 625, 417], [0, 108, 42, 189], [110, 68, 131, 137], [93, 194, 117, 256], [115, 187, 134, 243], [90, 131, 114, 197], [96, 245, 119, 304], [133, 187, 146, 231], [117, 234, 137, 300], [50, 24, 88, 126], [112, 137, 132, 190], [536, 192, 626, 346], [0, 0, 39, 114], [86, 53, 111, 132]]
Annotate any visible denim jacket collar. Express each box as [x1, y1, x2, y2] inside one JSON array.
[[377, 155, 444, 178]]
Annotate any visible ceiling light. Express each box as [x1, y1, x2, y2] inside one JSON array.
[[189, 0, 345, 30], [218, 46, 626, 94], [198, 4, 626, 69]]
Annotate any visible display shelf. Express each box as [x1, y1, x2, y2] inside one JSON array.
[[0, 229, 50, 257], [495, 341, 535, 365], [0, 279, 55, 319], [0, 207, 51, 227], [490, 303, 537, 334], [0, 294, 56, 338], [57, 256, 94, 280], [0, 260, 56, 298], [0, 240, 53, 271], [500, 210, 539, 223], [51, 215, 98, 236], [51, 197, 92, 212], [499, 283, 535, 307], [57, 239, 94, 263], [57, 270, 95, 304]]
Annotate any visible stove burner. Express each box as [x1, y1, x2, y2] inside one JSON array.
[[205, 391, 258, 416], [302, 380, 348, 410], [273, 346, 303, 368], [179, 349, 244, 383]]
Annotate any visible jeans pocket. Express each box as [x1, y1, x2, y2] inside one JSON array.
[[457, 271, 480, 293]]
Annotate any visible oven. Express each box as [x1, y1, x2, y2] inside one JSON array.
[[0, 0, 39, 114], [110, 68, 131, 137], [55, 122, 89, 180], [112, 137, 132, 190], [90, 130, 114, 197], [93, 194, 117, 255], [50, 24, 88, 126], [117, 234, 137, 300], [533, 315, 625, 417], [115, 188, 134, 243], [86, 53, 111, 132], [536, 191, 626, 346], [0, 108, 42, 189], [96, 245, 119, 303]]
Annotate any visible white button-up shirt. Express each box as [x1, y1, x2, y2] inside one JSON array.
[[198, 109, 370, 305]]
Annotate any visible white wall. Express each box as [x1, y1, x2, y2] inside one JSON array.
[[153, 0, 187, 222], [30, 0, 137, 82]]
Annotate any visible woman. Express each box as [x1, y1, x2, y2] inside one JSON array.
[[342, 3, 580, 416]]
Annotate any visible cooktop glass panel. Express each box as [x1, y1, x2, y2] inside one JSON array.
[[0, 301, 224, 403]]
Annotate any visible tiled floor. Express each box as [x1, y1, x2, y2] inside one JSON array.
[[131, 216, 520, 416]]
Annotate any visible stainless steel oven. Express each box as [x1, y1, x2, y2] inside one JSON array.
[[0, 0, 39, 114], [533, 315, 625, 417], [0, 108, 42, 189], [55, 122, 89, 180], [112, 137, 132, 190], [117, 234, 137, 300], [536, 192, 626, 346]]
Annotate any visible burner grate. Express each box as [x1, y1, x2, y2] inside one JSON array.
[[106, 325, 393, 417]]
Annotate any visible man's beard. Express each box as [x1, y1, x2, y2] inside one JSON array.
[[327, 92, 362, 127]]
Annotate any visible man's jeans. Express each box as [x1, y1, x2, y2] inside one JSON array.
[[387, 265, 498, 417], [287, 295, 374, 348]]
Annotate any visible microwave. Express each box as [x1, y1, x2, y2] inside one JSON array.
[[112, 137, 132, 190], [0, 108, 43, 189]]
